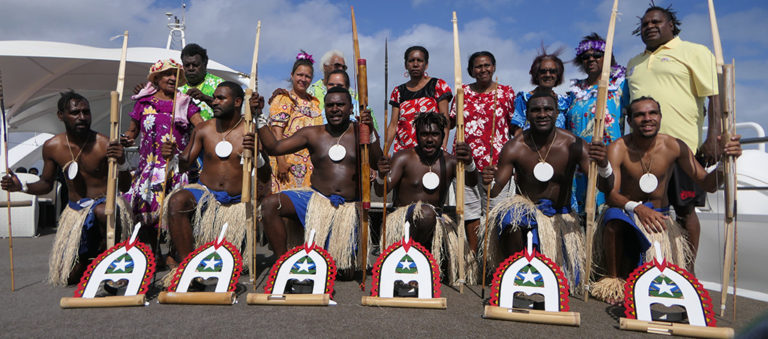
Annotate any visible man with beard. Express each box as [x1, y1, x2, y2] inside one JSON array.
[[1, 91, 132, 286], [480, 88, 608, 296], [375, 112, 478, 286], [590, 97, 742, 305], [258, 86, 382, 278], [627, 6, 721, 267], [161, 81, 269, 270]]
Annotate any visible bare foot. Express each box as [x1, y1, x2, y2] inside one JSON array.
[[165, 256, 179, 269]]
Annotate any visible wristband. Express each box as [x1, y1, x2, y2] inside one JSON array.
[[487, 179, 496, 188], [597, 162, 612, 178], [117, 160, 130, 172], [375, 175, 385, 185], [257, 114, 269, 129], [624, 201, 641, 214], [705, 162, 720, 174], [256, 152, 266, 168], [465, 159, 476, 172], [20, 178, 28, 193]]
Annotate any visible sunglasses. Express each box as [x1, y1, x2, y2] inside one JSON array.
[[538, 68, 559, 75], [580, 52, 604, 61], [331, 63, 348, 71]]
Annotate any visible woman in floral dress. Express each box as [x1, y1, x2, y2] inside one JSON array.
[[121, 59, 202, 243], [386, 46, 453, 153], [565, 33, 629, 215], [267, 51, 322, 192], [450, 51, 516, 251]]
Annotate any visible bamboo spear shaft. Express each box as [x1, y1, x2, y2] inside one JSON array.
[[452, 11, 467, 293], [709, 0, 739, 318], [240, 21, 261, 289], [157, 65, 182, 252], [105, 31, 128, 249], [481, 77, 499, 299], [351, 6, 372, 289], [728, 61, 738, 321], [243, 20, 261, 287], [0, 70, 14, 291], [381, 37, 389, 251], [115, 31, 129, 102], [105, 91, 119, 248], [583, 0, 618, 302]]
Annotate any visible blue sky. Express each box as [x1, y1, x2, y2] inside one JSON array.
[[2, 0, 767, 138]]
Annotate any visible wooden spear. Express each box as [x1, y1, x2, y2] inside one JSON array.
[[452, 11, 467, 293], [351, 6, 372, 290], [105, 30, 128, 249], [728, 61, 738, 322], [157, 65, 182, 254], [709, 0, 738, 318], [381, 37, 389, 251], [481, 77, 499, 299], [243, 20, 262, 287], [583, 0, 618, 302], [0, 70, 14, 291], [115, 31, 129, 102], [105, 91, 119, 248]]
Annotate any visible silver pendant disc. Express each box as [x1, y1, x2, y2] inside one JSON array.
[[533, 161, 554, 182]]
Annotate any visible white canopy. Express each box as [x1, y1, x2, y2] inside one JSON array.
[[0, 40, 248, 135]]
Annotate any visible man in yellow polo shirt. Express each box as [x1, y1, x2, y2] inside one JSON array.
[[626, 5, 721, 272]]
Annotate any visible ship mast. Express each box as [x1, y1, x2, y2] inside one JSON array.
[[165, 2, 187, 50]]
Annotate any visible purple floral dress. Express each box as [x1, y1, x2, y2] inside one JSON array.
[[124, 95, 199, 229]]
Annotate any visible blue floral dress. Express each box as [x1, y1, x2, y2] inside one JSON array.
[[565, 66, 629, 214]]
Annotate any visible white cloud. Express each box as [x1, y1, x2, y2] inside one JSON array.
[[2, 0, 766, 131]]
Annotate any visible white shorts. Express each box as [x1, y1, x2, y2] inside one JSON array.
[[464, 179, 515, 221]]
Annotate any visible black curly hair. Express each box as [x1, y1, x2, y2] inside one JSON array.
[[632, 5, 681, 36]]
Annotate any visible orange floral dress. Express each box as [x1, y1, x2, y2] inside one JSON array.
[[267, 91, 322, 193]]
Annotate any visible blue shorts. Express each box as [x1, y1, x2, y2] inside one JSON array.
[[184, 186, 241, 204], [68, 197, 107, 256], [496, 199, 570, 250], [603, 203, 670, 265]]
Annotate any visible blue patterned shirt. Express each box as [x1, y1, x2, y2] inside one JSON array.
[[511, 91, 571, 130]]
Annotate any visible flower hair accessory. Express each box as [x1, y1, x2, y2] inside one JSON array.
[[575, 40, 606, 56], [296, 51, 314, 64], [150, 58, 182, 73]]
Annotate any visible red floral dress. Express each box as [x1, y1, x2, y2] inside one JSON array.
[[450, 84, 515, 172], [389, 78, 453, 152]]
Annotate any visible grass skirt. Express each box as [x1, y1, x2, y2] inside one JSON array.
[[48, 197, 132, 286], [284, 188, 362, 272], [478, 195, 585, 296], [160, 184, 248, 287], [590, 209, 693, 302], [382, 201, 477, 286]]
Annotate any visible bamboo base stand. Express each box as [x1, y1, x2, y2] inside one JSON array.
[[157, 291, 236, 305], [361, 296, 446, 309], [60, 294, 146, 308], [620, 318, 734, 338], [483, 306, 580, 326], [246, 293, 331, 306]]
